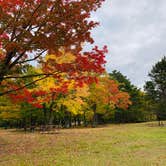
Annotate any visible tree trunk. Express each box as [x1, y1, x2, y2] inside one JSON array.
[[83, 111, 87, 127], [92, 103, 97, 127]]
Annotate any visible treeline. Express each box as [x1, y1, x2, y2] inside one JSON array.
[[0, 72, 132, 130], [110, 56, 166, 125], [0, 57, 166, 130]]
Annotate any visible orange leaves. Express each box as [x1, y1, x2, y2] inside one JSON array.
[[90, 76, 132, 111], [101, 78, 131, 109], [115, 92, 132, 110]]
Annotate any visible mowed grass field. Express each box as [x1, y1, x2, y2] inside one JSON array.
[[0, 122, 166, 166]]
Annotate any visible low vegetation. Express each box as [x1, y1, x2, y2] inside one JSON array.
[[0, 122, 166, 166]]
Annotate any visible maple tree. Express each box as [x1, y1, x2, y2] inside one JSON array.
[[0, 0, 105, 94], [88, 75, 131, 126], [7, 46, 106, 106], [7, 60, 90, 127]]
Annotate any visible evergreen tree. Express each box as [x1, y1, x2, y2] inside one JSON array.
[[109, 70, 148, 123], [144, 56, 166, 125]]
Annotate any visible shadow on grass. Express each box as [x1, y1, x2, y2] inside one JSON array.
[[145, 121, 165, 127]]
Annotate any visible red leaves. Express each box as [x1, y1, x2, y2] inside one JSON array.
[[0, 0, 105, 65], [0, 0, 23, 7], [32, 103, 43, 109], [0, 0, 24, 13], [9, 88, 34, 103], [76, 45, 107, 73], [43, 46, 107, 89], [50, 82, 69, 95], [0, 0, 106, 90], [0, 33, 9, 40], [32, 90, 46, 97], [8, 81, 70, 109], [9, 87, 45, 109], [0, 0, 108, 109]]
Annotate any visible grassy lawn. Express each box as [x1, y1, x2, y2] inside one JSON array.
[[0, 122, 166, 166]]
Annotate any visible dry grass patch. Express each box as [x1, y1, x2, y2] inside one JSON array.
[[0, 122, 166, 166]]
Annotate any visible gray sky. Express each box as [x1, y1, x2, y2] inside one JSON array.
[[89, 0, 166, 88]]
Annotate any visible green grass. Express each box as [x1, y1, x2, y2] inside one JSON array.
[[0, 122, 166, 166]]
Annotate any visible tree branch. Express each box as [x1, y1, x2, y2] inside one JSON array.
[[17, 49, 47, 64], [0, 71, 61, 96], [3, 72, 57, 80]]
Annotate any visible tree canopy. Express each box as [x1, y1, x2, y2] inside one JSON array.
[[0, 0, 106, 96], [144, 56, 166, 123]]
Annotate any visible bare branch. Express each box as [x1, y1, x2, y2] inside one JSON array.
[[3, 72, 57, 79], [17, 49, 47, 64]]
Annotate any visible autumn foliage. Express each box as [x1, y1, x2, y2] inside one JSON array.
[[0, 0, 105, 86], [0, 0, 133, 129]]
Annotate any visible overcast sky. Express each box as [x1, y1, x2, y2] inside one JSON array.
[[89, 0, 166, 89]]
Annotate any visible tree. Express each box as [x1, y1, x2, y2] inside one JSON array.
[[7, 60, 92, 129], [0, 72, 132, 129], [109, 70, 148, 123], [0, 0, 105, 91], [7, 47, 106, 108], [1, 45, 107, 96], [144, 56, 166, 125], [88, 75, 131, 126]]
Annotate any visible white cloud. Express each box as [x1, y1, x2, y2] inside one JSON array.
[[89, 0, 166, 88]]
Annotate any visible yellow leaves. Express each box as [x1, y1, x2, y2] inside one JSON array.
[[58, 84, 90, 115], [59, 95, 86, 115], [34, 68, 42, 74], [0, 105, 20, 112], [34, 73, 66, 92], [0, 109, 20, 119], [0, 96, 20, 119], [109, 101, 116, 110], [67, 80, 75, 90], [35, 77, 55, 91], [62, 98, 83, 115], [45, 50, 76, 64], [75, 84, 90, 98]]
